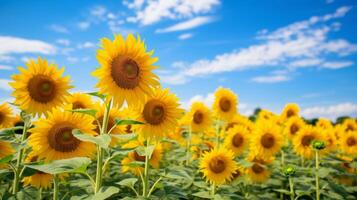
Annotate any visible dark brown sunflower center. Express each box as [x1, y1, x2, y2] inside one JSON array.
[[209, 157, 226, 173], [346, 137, 356, 146], [346, 125, 355, 132], [261, 133, 275, 148], [193, 111, 204, 124], [301, 134, 314, 146], [27, 75, 56, 103], [286, 110, 295, 118], [111, 56, 140, 89], [232, 133, 244, 147], [143, 100, 165, 125], [133, 151, 146, 162], [125, 125, 133, 134], [72, 101, 86, 109], [47, 122, 80, 152], [232, 170, 241, 178], [219, 98, 231, 112], [252, 163, 264, 174], [290, 124, 299, 135], [0, 112, 4, 124], [225, 122, 237, 131]]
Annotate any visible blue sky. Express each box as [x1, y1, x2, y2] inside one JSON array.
[[1, 0, 357, 120]]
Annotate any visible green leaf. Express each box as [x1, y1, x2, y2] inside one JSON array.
[[67, 109, 97, 117], [135, 145, 155, 158], [0, 154, 13, 164], [127, 161, 145, 167], [192, 191, 211, 199], [25, 157, 91, 175], [318, 168, 332, 178], [117, 178, 138, 188], [114, 118, 144, 125], [87, 92, 106, 100], [92, 186, 119, 200], [274, 189, 291, 195], [0, 126, 22, 135], [111, 133, 137, 141], [73, 129, 111, 149]]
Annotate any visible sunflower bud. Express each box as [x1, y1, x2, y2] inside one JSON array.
[[283, 166, 296, 177], [312, 140, 326, 150]]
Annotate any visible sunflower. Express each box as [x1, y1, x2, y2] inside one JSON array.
[[22, 153, 53, 189], [167, 127, 186, 147], [120, 107, 138, 134], [183, 102, 212, 133], [246, 162, 270, 183], [223, 114, 253, 133], [257, 109, 276, 122], [92, 34, 160, 108], [0, 103, 14, 129], [134, 88, 183, 139], [284, 116, 305, 140], [199, 148, 237, 185], [224, 125, 249, 156], [324, 129, 337, 153], [292, 125, 325, 159], [10, 57, 72, 116], [28, 108, 96, 161], [213, 87, 238, 121], [342, 119, 357, 132], [250, 123, 283, 158], [339, 131, 357, 155], [64, 92, 96, 110], [280, 103, 299, 121], [316, 118, 333, 130], [121, 140, 162, 176], [0, 141, 15, 168]]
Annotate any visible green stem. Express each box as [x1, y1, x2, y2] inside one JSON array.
[[94, 99, 111, 194], [185, 126, 192, 166], [280, 150, 285, 200], [315, 150, 320, 200], [142, 138, 151, 197], [289, 177, 294, 200], [148, 177, 162, 197], [12, 119, 29, 194], [211, 183, 216, 199], [53, 174, 59, 200], [38, 188, 43, 200]]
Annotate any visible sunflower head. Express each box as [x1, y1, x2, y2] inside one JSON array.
[[284, 116, 305, 140], [92, 34, 160, 108], [292, 125, 325, 159], [0, 103, 14, 129], [10, 57, 72, 116], [342, 119, 357, 133], [213, 87, 238, 121], [0, 140, 15, 168], [22, 152, 53, 189], [224, 114, 254, 133], [64, 93, 96, 110], [339, 131, 357, 156], [28, 108, 96, 161], [134, 88, 183, 139], [280, 103, 299, 121], [199, 148, 237, 185], [183, 102, 212, 133], [224, 125, 249, 156], [316, 118, 333, 130]]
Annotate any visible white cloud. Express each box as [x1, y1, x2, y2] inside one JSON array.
[[0, 65, 13, 70], [125, 0, 220, 25], [49, 24, 69, 33], [56, 39, 71, 46], [0, 36, 56, 59], [178, 33, 193, 40], [0, 79, 11, 91], [66, 56, 79, 63], [78, 21, 91, 30], [161, 6, 356, 85], [252, 75, 290, 83], [0, 55, 14, 62], [77, 42, 95, 49], [301, 102, 357, 120], [326, 0, 335, 4], [156, 16, 214, 33], [21, 56, 36, 63], [90, 6, 107, 19]]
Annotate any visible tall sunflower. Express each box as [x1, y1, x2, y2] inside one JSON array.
[[284, 116, 305, 140], [0, 141, 15, 168], [292, 125, 325, 159], [134, 88, 183, 139], [339, 131, 357, 155], [245, 154, 273, 183], [250, 123, 283, 158], [10, 57, 72, 116], [280, 103, 299, 121], [213, 87, 238, 121], [92, 34, 160, 108], [22, 153, 53, 189], [64, 93, 96, 110], [28, 108, 96, 161], [199, 148, 237, 185], [224, 125, 249, 156], [183, 102, 212, 133], [0, 103, 14, 129]]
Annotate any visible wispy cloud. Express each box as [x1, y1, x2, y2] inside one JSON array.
[[252, 75, 290, 83], [125, 0, 220, 25], [0, 65, 13, 70], [159, 6, 356, 85], [49, 24, 69, 33], [178, 33, 193, 40], [0, 79, 11, 91], [301, 102, 357, 120], [77, 42, 96, 49], [56, 39, 71, 46], [156, 16, 215, 33], [78, 21, 91, 30]]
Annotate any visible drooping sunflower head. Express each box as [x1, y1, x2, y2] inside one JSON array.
[[280, 103, 299, 121], [10, 57, 72, 116], [22, 152, 53, 189], [199, 148, 237, 185], [92, 34, 160, 108], [292, 125, 325, 159], [339, 131, 357, 156], [64, 93, 96, 110], [0, 103, 14, 129], [184, 102, 212, 133], [28, 108, 96, 161], [213, 87, 238, 121], [316, 118, 333, 130], [224, 125, 249, 156], [284, 116, 305, 140], [134, 88, 183, 139], [250, 122, 283, 158]]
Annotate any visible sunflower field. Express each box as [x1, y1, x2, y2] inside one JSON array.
[[0, 34, 357, 200]]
